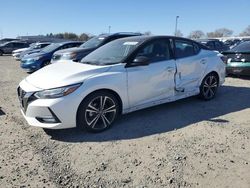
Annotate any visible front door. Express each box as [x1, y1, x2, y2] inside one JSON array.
[[127, 39, 176, 108]]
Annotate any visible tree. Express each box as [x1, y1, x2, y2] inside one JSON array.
[[175, 30, 183, 37], [239, 25, 250, 36], [144, 31, 152, 36], [207, 28, 233, 38], [188, 30, 205, 39], [79, 33, 89, 41]]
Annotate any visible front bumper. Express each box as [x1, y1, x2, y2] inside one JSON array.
[[20, 59, 42, 72], [226, 62, 250, 76], [17, 81, 84, 129]]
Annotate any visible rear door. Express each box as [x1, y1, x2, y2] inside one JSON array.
[[4, 43, 14, 53], [127, 39, 176, 107], [174, 39, 206, 91]]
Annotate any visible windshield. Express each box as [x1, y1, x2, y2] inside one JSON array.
[[80, 36, 105, 49], [80, 39, 140, 65], [230, 41, 250, 52], [41, 43, 61, 53]]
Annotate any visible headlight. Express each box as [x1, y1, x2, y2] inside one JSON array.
[[62, 52, 77, 60], [33, 56, 42, 61], [34, 83, 82, 99], [27, 56, 42, 62]]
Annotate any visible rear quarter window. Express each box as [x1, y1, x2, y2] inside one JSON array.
[[175, 40, 196, 59]]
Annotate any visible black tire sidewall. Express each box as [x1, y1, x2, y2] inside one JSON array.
[[77, 91, 120, 133], [199, 73, 219, 100]]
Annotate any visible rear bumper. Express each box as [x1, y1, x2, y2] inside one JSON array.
[[226, 63, 250, 76]]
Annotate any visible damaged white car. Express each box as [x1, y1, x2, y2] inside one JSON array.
[[18, 36, 225, 132]]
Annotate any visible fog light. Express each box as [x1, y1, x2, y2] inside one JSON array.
[[35, 108, 61, 124], [36, 116, 58, 123]]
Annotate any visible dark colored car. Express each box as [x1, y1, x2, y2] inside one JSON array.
[[0, 41, 30, 55], [222, 41, 250, 76], [223, 39, 241, 49], [20, 41, 82, 72], [19, 42, 51, 60], [0, 38, 20, 44], [197, 39, 229, 52], [51, 32, 142, 63]]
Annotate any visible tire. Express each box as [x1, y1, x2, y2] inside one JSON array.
[[199, 73, 219, 100], [0, 50, 3, 56], [77, 91, 120, 133]]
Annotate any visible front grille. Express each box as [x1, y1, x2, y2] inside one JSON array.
[[17, 87, 37, 113]]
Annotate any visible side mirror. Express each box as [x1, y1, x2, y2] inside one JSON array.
[[129, 56, 150, 67]]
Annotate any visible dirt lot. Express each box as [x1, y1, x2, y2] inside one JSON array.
[[0, 55, 250, 188]]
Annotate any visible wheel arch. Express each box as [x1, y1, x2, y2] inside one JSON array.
[[200, 70, 220, 86], [76, 88, 124, 126]]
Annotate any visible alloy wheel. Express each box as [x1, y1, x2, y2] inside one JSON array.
[[85, 96, 117, 130], [202, 75, 218, 99]]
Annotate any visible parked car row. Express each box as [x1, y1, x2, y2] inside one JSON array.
[[17, 35, 226, 133], [196, 38, 250, 76], [13, 42, 51, 60]]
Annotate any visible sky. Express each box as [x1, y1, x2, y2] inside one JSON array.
[[0, 0, 249, 38]]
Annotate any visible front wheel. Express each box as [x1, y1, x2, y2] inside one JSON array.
[[0, 50, 3, 56], [199, 73, 219, 100], [77, 91, 120, 133]]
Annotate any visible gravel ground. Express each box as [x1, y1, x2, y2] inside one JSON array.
[[0, 55, 250, 188]]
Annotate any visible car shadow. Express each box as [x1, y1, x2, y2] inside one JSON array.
[[0, 107, 6, 116], [44, 85, 250, 142]]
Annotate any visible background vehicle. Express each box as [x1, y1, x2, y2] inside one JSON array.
[[222, 41, 250, 76], [0, 41, 30, 56], [18, 42, 51, 60], [20, 41, 82, 72], [223, 39, 241, 49], [197, 39, 229, 52], [51, 32, 142, 63], [18, 36, 225, 133], [0, 38, 20, 44], [12, 47, 30, 60]]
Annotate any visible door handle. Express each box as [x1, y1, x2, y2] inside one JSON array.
[[200, 59, 206, 64]]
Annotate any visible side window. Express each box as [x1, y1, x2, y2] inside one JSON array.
[[193, 43, 201, 54], [60, 44, 71, 50], [135, 40, 171, 63], [175, 40, 195, 58], [215, 41, 222, 49], [6, 43, 13, 47], [206, 41, 215, 49]]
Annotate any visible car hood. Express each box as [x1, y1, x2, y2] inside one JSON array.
[[22, 52, 46, 60], [13, 48, 29, 53], [54, 47, 94, 55], [25, 62, 110, 90]]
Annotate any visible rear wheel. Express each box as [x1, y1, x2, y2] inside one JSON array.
[[77, 91, 120, 133], [199, 73, 219, 100], [0, 50, 3, 56]]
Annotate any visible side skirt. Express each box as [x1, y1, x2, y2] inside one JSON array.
[[123, 89, 200, 114]]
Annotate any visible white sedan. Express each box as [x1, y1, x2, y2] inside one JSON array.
[[12, 47, 29, 60], [18, 36, 225, 132]]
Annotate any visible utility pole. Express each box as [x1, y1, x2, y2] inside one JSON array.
[[0, 28, 3, 39], [175, 16, 179, 36], [108, 26, 111, 34]]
